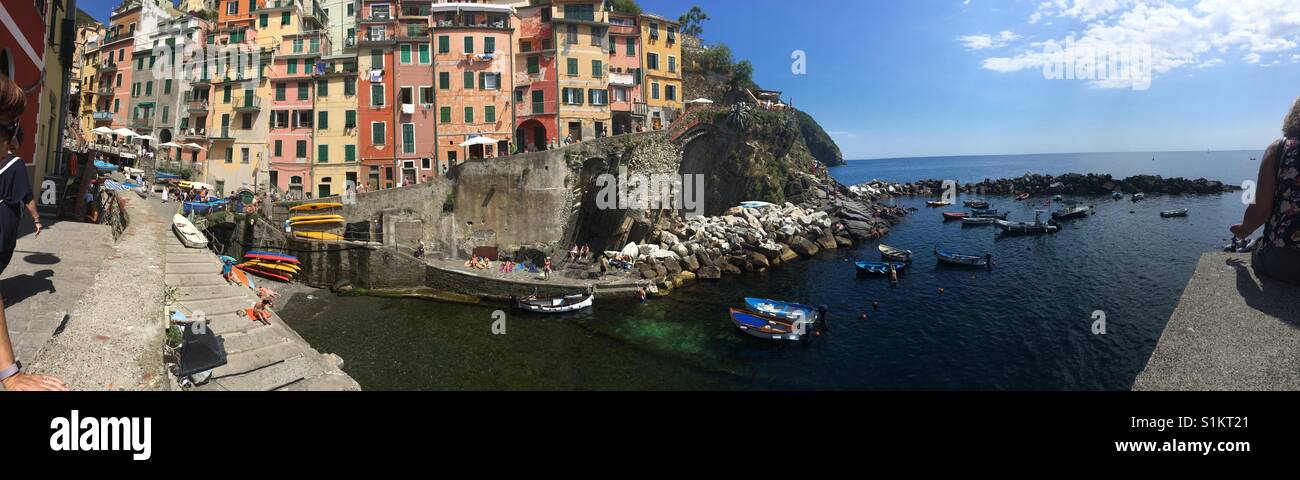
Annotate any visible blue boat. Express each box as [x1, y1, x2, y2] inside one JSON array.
[[854, 261, 908, 274], [934, 246, 989, 267], [155, 172, 181, 179], [744, 297, 820, 323], [93, 160, 118, 171], [728, 308, 805, 341], [182, 199, 228, 215]]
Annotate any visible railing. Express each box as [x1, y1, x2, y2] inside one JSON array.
[[186, 100, 209, 112], [232, 96, 261, 111], [180, 129, 207, 139], [93, 111, 114, 121], [209, 128, 233, 139], [358, 31, 394, 44], [634, 102, 649, 116]]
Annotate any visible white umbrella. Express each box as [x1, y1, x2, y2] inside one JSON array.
[[158, 141, 183, 148], [112, 128, 139, 137], [135, 135, 157, 142], [92, 126, 115, 134], [686, 98, 714, 104], [458, 136, 499, 147], [183, 143, 208, 151]]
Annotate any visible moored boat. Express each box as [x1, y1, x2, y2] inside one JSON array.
[[1051, 205, 1090, 220], [995, 210, 1059, 234], [854, 260, 908, 274], [961, 216, 995, 225], [728, 308, 804, 341], [926, 200, 951, 207], [1112, 191, 1124, 200], [963, 200, 990, 209], [878, 243, 913, 262], [969, 208, 1008, 219], [934, 246, 989, 267], [516, 293, 594, 313], [172, 214, 207, 248], [1016, 192, 1030, 201], [1132, 192, 1146, 202], [1160, 208, 1189, 218], [744, 297, 821, 324], [942, 211, 967, 221]]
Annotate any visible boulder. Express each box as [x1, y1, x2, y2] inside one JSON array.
[[677, 270, 696, 282], [620, 242, 639, 258], [789, 236, 820, 257], [778, 245, 799, 262], [835, 235, 854, 248], [817, 228, 838, 250], [720, 262, 742, 275], [638, 244, 661, 256], [660, 230, 679, 245], [681, 254, 700, 271], [746, 250, 770, 270], [698, 266, 722, 280]]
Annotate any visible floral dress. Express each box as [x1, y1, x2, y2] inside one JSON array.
[[1265, 138, 1300, 249]]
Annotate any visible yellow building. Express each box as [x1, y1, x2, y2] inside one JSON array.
[[639, 12, 682, 130], [203, 4, 269, 194], [309, 54, 359, 198], [552, 0, 611, 141], [32, 2, 82, 190], [78, 24, 107, 147]]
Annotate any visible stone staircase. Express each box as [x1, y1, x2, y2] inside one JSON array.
[[164, 233, 360, 391]]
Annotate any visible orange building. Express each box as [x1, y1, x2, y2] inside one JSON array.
[[607, 11, 643, 135], [512, 2, 558, 152], [357, 0, 397, 190], [431, 2, 514, 170]]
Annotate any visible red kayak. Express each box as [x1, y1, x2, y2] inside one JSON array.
[[244, 250, 300, 265], [237, 265, 292, 282], [942, 212, 968, 221]]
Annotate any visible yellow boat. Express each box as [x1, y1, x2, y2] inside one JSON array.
[[292, 219, 345, 227], [242, 260, 301, 274], [290, 214, 345, 223], [289, 202, 344, 212], [295, 231, 345, 241]]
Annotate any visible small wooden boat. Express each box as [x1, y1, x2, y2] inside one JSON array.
[[878, 243, 912, 262], [961, 216, 996, 225], [926, 200, 951, 207], [942, 211, 968, 221], [1131, 193, 1145, 202], [516, 293, 593, 313], [1051, 205, 1090, 220], [289, 202, 344, 212], [729, 308, 804, 341], [963, 200, 989, 209], [182, 199, 228, 215], [744, 297, 820, 323], [995, 211, 1059, 234], [1160, 208, 1189, 218], [294, 231, 346, 241], [969, 208, 1008, 219], [1016, 192, 1030, 201], [934, 246, 989, 267], [244, 251, 300, 264], [172, 214, 208, 248], [855, 260, 908, 274]]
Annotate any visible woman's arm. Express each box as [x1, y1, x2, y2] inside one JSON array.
[[1232, 140, 1281, 239], [24, 198, 40, 238]]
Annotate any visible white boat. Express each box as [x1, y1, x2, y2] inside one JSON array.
[[516, 293, 593, 314], [173, 214, 208, 248], [739, 201, 776, 209], [995, 210, 1059, 234]]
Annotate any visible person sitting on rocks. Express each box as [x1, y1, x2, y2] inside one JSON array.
[[1231, 96, 1300, 285], [568, 244, 579, 262]]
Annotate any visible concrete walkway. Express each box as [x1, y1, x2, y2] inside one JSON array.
[[1, 217, 114, 367], [154, 200, 359, 391], [1134, 252, 1300, 390]]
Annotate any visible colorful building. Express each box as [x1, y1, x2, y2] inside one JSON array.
[[552, 0, 610, 142], [639, 12, 683, 130], [606, 10, 642, 135], [77, 24, 107, 147], [431, 2, 514, 172], [205, 0, 267, 193], [311, 55, 359, 197], [148, 14, 210, 170], [261, 0, 329, 197], [512, 2, 559, 152], [357, 0, 398, 190]]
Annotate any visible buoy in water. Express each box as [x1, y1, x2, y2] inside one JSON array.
[[872, 301, 879, 310], [938, 288, 945, 294]]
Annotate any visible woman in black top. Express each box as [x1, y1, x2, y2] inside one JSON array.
[[0, 74, 66, 391]]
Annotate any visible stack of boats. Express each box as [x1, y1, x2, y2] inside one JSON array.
[[289, 202, 345, 241], [237, 251, 301, 282]]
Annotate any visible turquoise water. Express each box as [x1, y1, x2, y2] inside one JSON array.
[[278, 150, 1265, 390]]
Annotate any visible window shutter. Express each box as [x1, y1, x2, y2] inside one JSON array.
[[318, 145, 329, 163]]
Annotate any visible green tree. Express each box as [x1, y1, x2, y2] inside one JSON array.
[[678, 6, 709, 37], [609, 0, 642, 15], [729, 60, 756, 92]]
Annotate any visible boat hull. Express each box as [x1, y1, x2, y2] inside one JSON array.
[[934, 248, 988, 267], [878, 244, 912, 262], [172, 214, 207, 249], [517, 294, 594, 314], [855, 261, 908, 274], [729, 308, 803, 341], [744, 297, 820, 323]]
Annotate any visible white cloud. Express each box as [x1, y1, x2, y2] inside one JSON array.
[[971, 0, 1300, 87], [958, 30, 1022, 50]]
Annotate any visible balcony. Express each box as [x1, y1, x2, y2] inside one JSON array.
[[634, 102, 649, 116], [396, 27, 430, 42], [99, 61, 119, 72], [208, 128, 234, 140], [357, 31, 395, 46], [232, 96, 261, 112], [130, 118, 153, 130], [179, 129, 207, 141], [360, 12, 394, 24], [609, 72, 635, 87], [252, 0, 300, 13], [95, 86, 115, 96], [93, 111, 114, 122]]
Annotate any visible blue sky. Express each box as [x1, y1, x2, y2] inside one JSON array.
[[83, 0, 1300, 159]]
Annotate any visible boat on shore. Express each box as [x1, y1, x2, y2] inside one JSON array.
[[1160, 208, 1189, 218], [855, 261, 908, 274], [182, 199, 228, 215], [1051, 205, 1090, 220], [739, 201, 777, 209], [244, 251, 300, 264], [744, 297, 821, 324], [934, 246, 989, 267], [516, 293, 594, 314], [878, 244, 913, 262], [995, 210, 1059, 234], [172, 214, 207, 248], [289, 202, 343, 212], [728, 308, 805, 341]]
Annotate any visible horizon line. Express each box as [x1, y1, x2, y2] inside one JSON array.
[[844, 148, 1263, 162]]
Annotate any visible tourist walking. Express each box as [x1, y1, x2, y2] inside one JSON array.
[[1231, 96, 1300, 284], [0, 74, 66, 391]]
